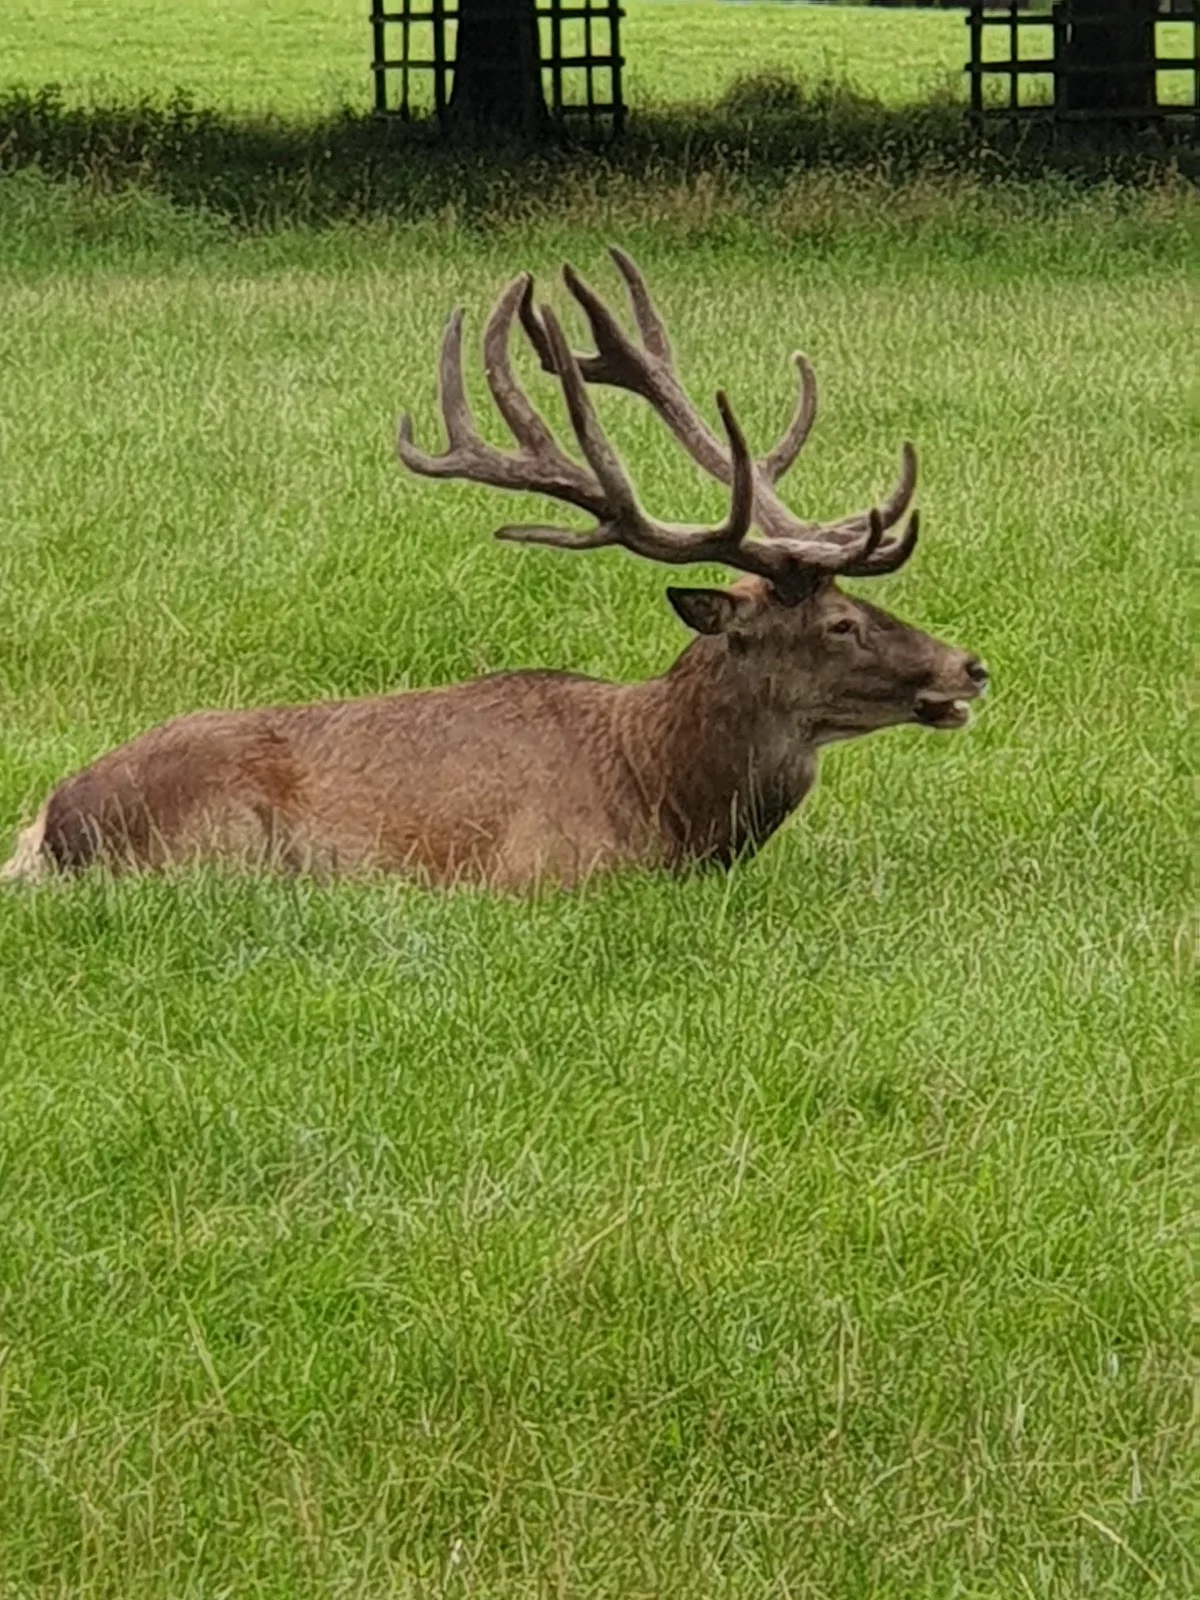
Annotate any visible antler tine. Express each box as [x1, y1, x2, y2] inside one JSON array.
[[397, 279, 608, 516], [760, 354, 818, 486], [540, 304, 641, 523], [758, 503, 885, 577], [555, 253, 827, 504], [842, 509, 919, 578], [492, 520, 621, 551], [517, 274, 556, 374], [520, 248, 921, 574], [438, 307, 474, 450], [772, 443, 917, 580], [517, 258, 736, 484], [560, 263, 733, 481], [395, 308, 471, 474], [608, 245, 672, 363], [518, 260, 665, 395], [713, 391, 756, 551], [809, 442, 918, 544], [499, 315, 760, 572], [881, 440, 918, 526], [482, 275, 560, 459]]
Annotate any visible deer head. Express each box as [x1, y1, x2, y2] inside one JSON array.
[[397, 248, 987, 753], [663, 577, 987, 745]]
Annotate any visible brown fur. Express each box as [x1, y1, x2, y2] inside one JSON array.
[[5, 577, 985, 889]]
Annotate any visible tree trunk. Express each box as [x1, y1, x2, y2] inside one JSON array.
[[1062, 0, 1158, 117], [446, 0, 548, 144]]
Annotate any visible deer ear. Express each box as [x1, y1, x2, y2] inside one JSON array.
[[666, 587, 739, 636]]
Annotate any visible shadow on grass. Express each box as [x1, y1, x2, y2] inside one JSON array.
[[0, 74, 1195, 233]]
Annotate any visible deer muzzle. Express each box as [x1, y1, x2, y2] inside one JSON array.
[[913, 656, 989, 730]]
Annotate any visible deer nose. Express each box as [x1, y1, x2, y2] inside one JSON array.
[[965, 657, 989, 690]]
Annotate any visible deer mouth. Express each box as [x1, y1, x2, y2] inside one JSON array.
[[913, 695, 971, 730]]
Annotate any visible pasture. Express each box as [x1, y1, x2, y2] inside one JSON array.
[[4, 1, 967, 114], [5, 1, 1195, 118], [0, 3, 1196, 1596]]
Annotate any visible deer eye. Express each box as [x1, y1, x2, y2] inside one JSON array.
[[829, 618, 856, 636]]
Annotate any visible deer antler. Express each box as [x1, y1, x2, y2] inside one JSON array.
[[397, 278, 606, 516], [398, 266, 903, 597], [518, 246, 918, 578], [399, 277, 760, 568]]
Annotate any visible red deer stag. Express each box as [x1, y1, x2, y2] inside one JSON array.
[[3, 249, 987, 890]]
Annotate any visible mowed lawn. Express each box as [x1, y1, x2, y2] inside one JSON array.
[[0, 3, 1197, 1595], [6, 0, 1195, 114], [4, 0, 968, 112]]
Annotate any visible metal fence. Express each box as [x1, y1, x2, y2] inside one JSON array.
[[370, 1, 625, 130], [965, 2, 1198, 129]]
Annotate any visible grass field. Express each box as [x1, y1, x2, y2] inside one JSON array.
[[1, 4, 1197, 1597], [4, 1, 1195, 115], [3, 2, 968, 114]]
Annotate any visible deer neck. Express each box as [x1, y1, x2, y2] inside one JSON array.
[[616, 637, 818, 866]]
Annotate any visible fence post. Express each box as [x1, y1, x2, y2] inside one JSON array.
[[609, 0, 625, 134], [967, 3, 983, 122], [371, 0, 388, 114], [433, 0, 448, 123]]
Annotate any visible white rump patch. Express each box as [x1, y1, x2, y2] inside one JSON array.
[[1, 804, 50, 884]]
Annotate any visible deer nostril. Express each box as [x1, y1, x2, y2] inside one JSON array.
[[966, 657, 989, 687]]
